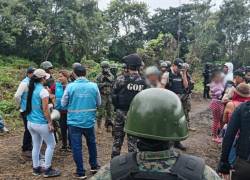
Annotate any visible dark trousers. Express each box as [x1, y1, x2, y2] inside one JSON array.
[[203, 84, 210, 99], [21, 112, 32, 151], [59, 112, 70, 148], [68, 126, 98, 176], [232, 158, 250, 180]]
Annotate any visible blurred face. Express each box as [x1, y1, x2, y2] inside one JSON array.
[[146, 74, 159, 86], [223, 66, 228, 74], [58, 73, 68, 84], [213, 74, 222, 83], [161, 67, 167, 72]]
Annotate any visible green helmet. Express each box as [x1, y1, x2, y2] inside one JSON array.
[[110, 64, 117, 69], [125, 88, 188, 141], [101, 61, 110, 68], [40, 61, 53, 70]]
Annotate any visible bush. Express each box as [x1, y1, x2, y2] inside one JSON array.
[[0, 100, 16, 114]]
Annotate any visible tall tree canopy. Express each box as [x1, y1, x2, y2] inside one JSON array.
[[0, 0, 249, 67]]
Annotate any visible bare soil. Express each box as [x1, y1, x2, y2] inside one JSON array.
[[0, 98, 220, 180]]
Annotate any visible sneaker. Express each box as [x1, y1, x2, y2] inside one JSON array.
[[74, 173, 87, 179], [90, 166, 100, 174], [43, 167, 61, 178], [32, 167, 42, 176], [3, 127, 9, 133]]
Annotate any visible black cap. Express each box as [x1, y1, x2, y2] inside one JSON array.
[[27, 67, 35, 74], [234, 69, 245, 78], [174, 58, 184, 66], [74, 65, 86, 77], [122, 54, 142, 67]]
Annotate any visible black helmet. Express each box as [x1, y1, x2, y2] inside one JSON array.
[[122, 54, 142, 69]]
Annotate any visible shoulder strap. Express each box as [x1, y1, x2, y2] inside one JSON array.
[[171, 154, 205, 180], [111, 152, 138, 180]]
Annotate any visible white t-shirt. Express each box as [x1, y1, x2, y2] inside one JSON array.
[[40, 89, 49, 99]]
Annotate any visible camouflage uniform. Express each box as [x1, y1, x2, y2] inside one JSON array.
[[111, 73, 144, 158], [181, 95, 191, 124], [96, 72, 114, 128], [90, 149, 222, 180]]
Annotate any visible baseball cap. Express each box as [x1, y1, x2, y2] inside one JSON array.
[[26, 67, 36, 74], [174, 58, 184, 66], [33, 69, 50, 80]]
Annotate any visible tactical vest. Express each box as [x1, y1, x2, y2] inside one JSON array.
[[116, 75, 146, 111], [167, 72, 185, 94], [111, 152, 205, 180]]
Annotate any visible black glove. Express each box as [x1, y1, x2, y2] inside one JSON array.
[[217, 161, 231, 174]]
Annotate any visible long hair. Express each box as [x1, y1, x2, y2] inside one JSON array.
[[26, 76, 43, 115]]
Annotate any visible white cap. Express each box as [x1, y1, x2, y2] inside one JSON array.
[[33, 69, 50, 80]]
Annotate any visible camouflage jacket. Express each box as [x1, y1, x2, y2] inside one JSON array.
[[96, 72, 114, 95], [90, 149, 221, 180]]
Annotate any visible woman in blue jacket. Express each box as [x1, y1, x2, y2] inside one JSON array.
[[26, 69, 60, 178], [54, 70, 71, 151]]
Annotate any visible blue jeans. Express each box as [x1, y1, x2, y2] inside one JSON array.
[[68, 125, 98, 176]]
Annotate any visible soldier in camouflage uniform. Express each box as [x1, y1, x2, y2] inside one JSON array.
[[111, 54, 146, 158], [96, 61, 114, 132], [90, 89, 221, 180]]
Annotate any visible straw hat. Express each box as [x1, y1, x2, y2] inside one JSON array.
[[234, 83, 250, 97]]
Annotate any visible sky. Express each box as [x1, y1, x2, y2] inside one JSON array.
[[98, 0, 224, 12]]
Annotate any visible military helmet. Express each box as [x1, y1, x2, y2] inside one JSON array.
[[160, 62, 169, 68], [40, 61, 53, 70], [72, 62, 82, 69], [122, 63, 127, 69], [145, 66, 160, 76], [125, 88, 188, 141], [101, 61, 110, 68], [122, 54, 142, 68]]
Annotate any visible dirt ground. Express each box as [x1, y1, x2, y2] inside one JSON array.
[[0, 98, 221, 180]]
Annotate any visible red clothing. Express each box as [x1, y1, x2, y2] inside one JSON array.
[[209, 99, 224, 136]]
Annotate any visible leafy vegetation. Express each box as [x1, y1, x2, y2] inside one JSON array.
[[0, 0, 249, 67]]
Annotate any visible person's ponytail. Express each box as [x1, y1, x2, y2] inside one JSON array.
[[26, 76, 38, 115]]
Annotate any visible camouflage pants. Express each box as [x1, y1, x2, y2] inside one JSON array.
[[97, 95, 113, 128], [181, 95, 191, 124], [111, 109, 138, 158]]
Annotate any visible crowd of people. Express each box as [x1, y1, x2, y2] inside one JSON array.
[[203, 62, 250, 179], [1, 53, 248, 179]]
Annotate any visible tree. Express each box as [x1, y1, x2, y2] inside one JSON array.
[[105, 0, 148, 61], [137, 33, 178, 65], [218, 0, 250, 62]]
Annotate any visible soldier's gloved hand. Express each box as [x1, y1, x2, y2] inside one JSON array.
[[217, 161, 231, 174]]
